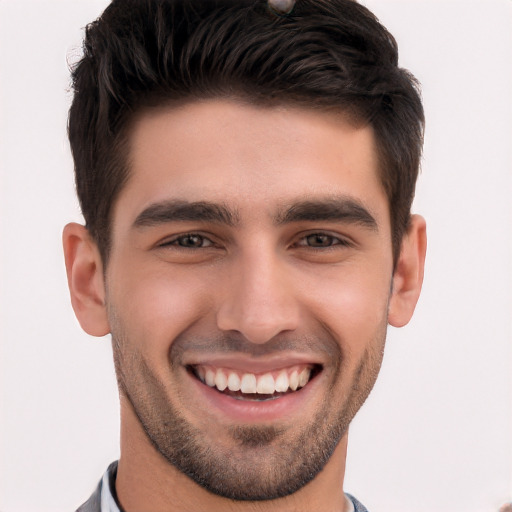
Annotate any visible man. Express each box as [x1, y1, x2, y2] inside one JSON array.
[[63, 0, 426, 510]]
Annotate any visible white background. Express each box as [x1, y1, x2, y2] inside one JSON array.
[[1, 1, 511, 511]]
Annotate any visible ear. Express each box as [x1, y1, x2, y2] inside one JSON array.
[[388, 214, 427, 327], [62, 223, 110, 336]]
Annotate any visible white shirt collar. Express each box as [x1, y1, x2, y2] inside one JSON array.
[[100, 465, 121, 512], [346, 494, 356, 512]]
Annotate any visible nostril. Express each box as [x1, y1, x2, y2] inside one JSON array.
[[216, 285, 300, 344]]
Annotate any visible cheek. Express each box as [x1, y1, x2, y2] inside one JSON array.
[[299, 266, 391, 353], [107, 263, 211, 354]]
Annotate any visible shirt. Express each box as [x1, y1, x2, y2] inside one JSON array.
[[98, 461, 368, 512]]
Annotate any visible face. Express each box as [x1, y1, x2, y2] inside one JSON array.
[[106, 100, 394, 500]]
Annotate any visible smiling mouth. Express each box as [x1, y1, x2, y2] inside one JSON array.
[[188, 364, 322, 401]]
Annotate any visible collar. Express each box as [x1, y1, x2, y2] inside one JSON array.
[[100, 461, 358, 512]]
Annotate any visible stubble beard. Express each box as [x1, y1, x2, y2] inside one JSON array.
[[110, 312, 387, 501]]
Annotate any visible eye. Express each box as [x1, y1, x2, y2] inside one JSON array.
[[161, 233, 214, 249], [295, 233, 351, 249], [305, 234, 337, 247]]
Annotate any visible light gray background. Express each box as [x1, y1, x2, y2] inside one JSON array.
[[1, 1, 511, 511]]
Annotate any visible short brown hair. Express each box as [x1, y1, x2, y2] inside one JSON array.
[[68, 0, 424, 263]]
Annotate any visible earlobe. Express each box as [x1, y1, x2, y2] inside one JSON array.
[[388, 214, 427, 328], [62, 223, 110, 337]]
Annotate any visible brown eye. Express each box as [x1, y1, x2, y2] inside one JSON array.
[[159, 234, 214, 249], [305, 234, 338, 247], [176, 234, 209, 248]]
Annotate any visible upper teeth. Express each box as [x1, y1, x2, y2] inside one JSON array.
[[196, 366, 312, 394]]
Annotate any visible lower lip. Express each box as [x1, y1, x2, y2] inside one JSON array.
[[188, 370, 321, 423]]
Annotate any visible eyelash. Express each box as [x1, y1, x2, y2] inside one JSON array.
[[159, 233, 215, 249], [293, 233, 352, 249], [158, 232, 352, 250]]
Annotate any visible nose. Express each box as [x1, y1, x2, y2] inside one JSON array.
[[216, 249, 300, 344]]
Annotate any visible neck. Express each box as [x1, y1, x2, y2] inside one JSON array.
[[116, 398, 350, 512]]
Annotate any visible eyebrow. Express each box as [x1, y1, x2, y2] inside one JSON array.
[[132, 196, 378, 231], [133, 200, 239, 228], [274, 198, 378, 231]]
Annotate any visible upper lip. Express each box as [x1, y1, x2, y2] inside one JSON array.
[[183, 352, 324, 373]]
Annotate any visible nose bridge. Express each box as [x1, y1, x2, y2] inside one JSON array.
[[216, 243, 299, 344]]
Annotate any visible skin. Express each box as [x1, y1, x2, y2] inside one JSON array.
[[63, 99, 426, 512]]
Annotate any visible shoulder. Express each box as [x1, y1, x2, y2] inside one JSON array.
[[346, 493, 370, 512], [75, 479, 102, 512], [75, 461, 119, 512]]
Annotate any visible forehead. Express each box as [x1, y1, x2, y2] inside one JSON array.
[[114, 99, 387, 228]]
